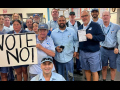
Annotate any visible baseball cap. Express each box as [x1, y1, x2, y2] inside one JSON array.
[[38, 23, 48, 30], [41, 56, 53, 64], [33, 14, 40, 17], [91, 8, 99, 12], [69, 12, 75, 15]]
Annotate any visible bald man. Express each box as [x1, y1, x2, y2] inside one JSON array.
[[78, 10, 105, 81]]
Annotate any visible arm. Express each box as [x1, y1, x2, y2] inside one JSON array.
[[36, 44, 55, 57], [92, 24, 105, 42]]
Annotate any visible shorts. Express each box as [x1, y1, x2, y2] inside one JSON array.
[[100, 47, 117, 69], [116, 54, 120, 72], [13, 65, 29, 69], [80, 50, 102, 72], [0, 67, 8, 73]]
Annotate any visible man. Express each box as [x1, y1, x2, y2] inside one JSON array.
[[10, 13, 27, 29], [91, 8, 103, 80], [4, 16, 13, 31], [114, 30, 120, 73], [51, 15, 78, 81], [47, 8, 59, 36], [0, 15, 10, 33], [0, 15, 11, 81], [29, 23, 56, 79], [31, 56, 66, 81], [91, 8, 103, 25], [29, 16, 33, 19], [33, 14, 41, 24], [66, 11, 82, 75], [100, 11, 120, 81], [78, 10, 105, 81], [25, 19, 33, 31]]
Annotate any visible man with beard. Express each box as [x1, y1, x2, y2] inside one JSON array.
[[51, 15, 78, 81], [91, 8, 103, 26], [47, 8, 59, 36], [91, 8, 103, 80]]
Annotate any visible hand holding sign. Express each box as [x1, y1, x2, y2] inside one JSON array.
[[86, 33, 93, 40], [36, 44, 44, 50]]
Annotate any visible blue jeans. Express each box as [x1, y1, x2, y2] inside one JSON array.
[[55, 59, 74, 81], [76, 53, 82, 71]]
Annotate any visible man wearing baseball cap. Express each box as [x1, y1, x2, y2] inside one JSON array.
[[30, 56, 66, 81], [33, 14, 40, 24], [91, 8, 103, 25], [29, 23, 56, 80]]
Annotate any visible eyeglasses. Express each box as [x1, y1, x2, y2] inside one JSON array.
[[41, 58, 53, 62], [38, 29, 47, 32], [81, 15, 88, 18]]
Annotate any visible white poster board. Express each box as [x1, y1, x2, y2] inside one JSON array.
[[0, 33, 38, 67]]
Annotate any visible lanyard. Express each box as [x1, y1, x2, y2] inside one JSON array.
[[102, 24, 111, 36]]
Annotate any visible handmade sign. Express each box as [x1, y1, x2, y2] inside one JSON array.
[[0, 33, 38, 67]]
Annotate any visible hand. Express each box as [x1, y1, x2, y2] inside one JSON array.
[[50, 28, 53, 31], [86, 33, 93, 40], [73, 52, 77, 57], [114, 48, 119, 54], [36, 44, 44, 50], [76, 53, 79, 59], [56, 46, 62, 53]]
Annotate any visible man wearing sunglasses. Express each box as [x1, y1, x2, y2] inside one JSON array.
[[31, 56, 66, 81]]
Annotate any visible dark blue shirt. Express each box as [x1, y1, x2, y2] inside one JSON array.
[[78, 21, 105, 52]]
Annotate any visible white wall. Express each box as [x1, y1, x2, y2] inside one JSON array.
[[0, 8, 48, 22]]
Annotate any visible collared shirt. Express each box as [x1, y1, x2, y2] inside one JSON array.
[[14, 29, 22, 34], [68, 21, 78, 33], [47, 20, 59, 30], [91, 18, 103, 26], [117, 30, 120, 53], [51, 27, 78, 63], [31, 72, 66, 81], [29, 36, 55, 74], [83, 20, 92, 30], [1, 26, 10, 33], [100, 22, 120, 48]]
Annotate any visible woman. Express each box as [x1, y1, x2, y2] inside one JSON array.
[[8, 19, 28, 81], [32, 22, 39, 35]]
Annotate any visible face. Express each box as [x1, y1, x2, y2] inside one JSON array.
[[81, 11, 90, 25], [26, 19, 33, 28], [41, 61, 53, 74], [0, 16, 4, 25], [51, 9, 59, 18], [91, 11, 99, 18], [38, 29, 48, 38], [33, 16, 40, 23], [102, 11, 111, 23], [13, 14, 19, 20], [58, 17, 66, 29], [33, 23, 38, 32], [4, 18, 10, 27], [13, 21, 21, 32], [69, 15, 76, 20]]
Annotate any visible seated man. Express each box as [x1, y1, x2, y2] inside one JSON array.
[[31, 56, 66, 81]]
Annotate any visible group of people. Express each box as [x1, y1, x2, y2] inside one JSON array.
[[0, 8, 120, 81]]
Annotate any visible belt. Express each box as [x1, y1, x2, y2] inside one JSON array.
[[102, 47, 114, 50]]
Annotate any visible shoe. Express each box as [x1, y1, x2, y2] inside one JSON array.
[[74, 70, 83, 75]]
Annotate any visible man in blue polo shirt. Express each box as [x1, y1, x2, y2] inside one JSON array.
[[31, 56, 66, 81], [78, 10, 105, 81], [47, 8, 59, 36], [100, 11, 120, 81]]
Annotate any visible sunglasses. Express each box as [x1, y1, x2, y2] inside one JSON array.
[[41, 58, 53, 62]]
